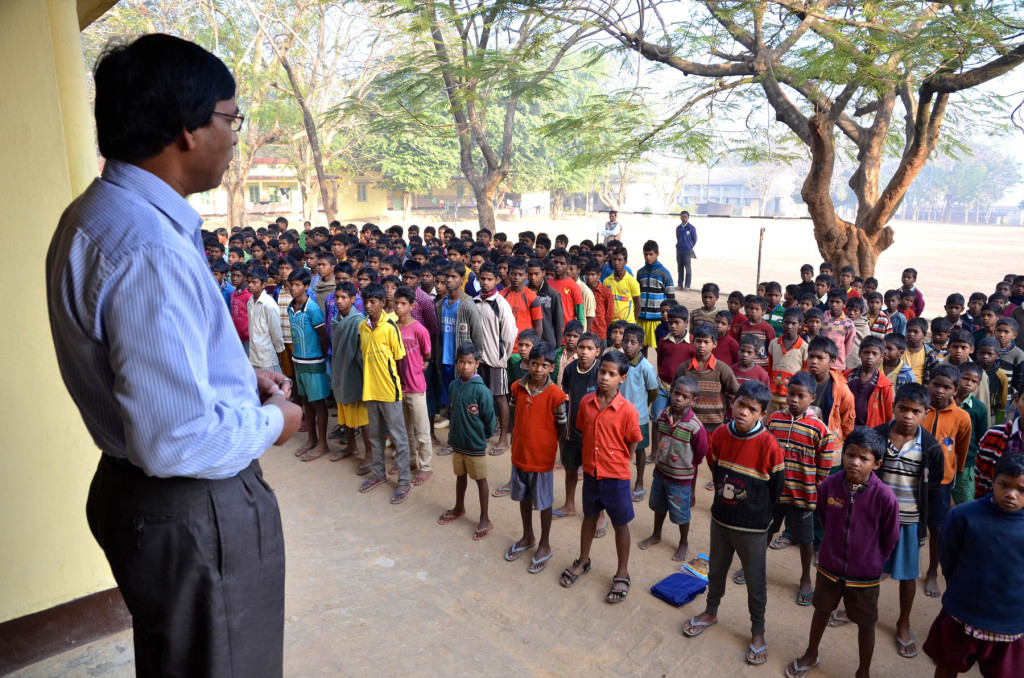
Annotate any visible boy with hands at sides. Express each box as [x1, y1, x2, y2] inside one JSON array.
[[785, 427, 900, 678], [503, 342, 568, 574], [560, 351, 642, 605], [553, 332, 602, 521], [682, 380, 785, 668]]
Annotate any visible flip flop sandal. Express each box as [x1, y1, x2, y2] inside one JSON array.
[[437, 445, 453, 456], [359, 476, 388, 493], [492, 484, 511, 498], [559, 558, 591, 587], [488, 446, 507, 456], [294, 443, 313, 457], [745, 643, 768, 666], [606, 576, 631, 604], [732, 569, 746, 585], [785, 658, 820, 678], [391, 485, 412, 505], [631, 488, 647, 503], [594, 523, 609, 539], [681, 617, 718, 637], [770, 535, 793, 550], [412, 471, 433, 486], [527, 552, 553, 574], [437, 510, 465, 525], [827, 610, 851, 627], [356, 464, 372, 476], [472, 523, 494, 540], [300, 449, 326, 462], [895, 631, 918, 658], [704, 480, 715, 491], [328, 449, 356, 462], [796, 590, 815, 606], [551, 508, 576, 519], [504, 541, 536, 562]]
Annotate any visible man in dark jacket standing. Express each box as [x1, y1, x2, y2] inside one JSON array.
[[675, 211, 697, 291]]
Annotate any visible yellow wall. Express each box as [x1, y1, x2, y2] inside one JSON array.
[[336, 179, 388, 220], [0, 0, 115, 623]]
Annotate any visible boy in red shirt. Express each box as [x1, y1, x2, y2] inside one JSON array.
[[560, 351, 642, 604], [503, 343, 568, 574], [733, 295, 777, 369]]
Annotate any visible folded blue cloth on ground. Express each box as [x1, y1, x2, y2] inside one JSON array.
[[650, 572, 707, 607]]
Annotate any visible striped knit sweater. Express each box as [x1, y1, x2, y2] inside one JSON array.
[[766, 408, 835, 510], [708, 422, 786, 532]]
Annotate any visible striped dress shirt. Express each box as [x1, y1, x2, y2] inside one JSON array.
[[46, 160, 284, 479]]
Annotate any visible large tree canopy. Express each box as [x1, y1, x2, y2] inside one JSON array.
[[542, 0, 1024, 274]]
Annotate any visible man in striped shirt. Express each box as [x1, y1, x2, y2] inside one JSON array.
[[46, 35, 301, 676], [766, 372, 835, 606]]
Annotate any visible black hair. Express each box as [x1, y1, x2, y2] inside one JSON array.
[[907, 317, 928, 333], [335, 280, 358, 299], [394, 285, 416, 304], [978, 337, 1001, 352], [735, 380, 771, 411], [517, 328, 541, 344], [607, 319, 629, 343], [864, 276, 878, 288], [885, 333, 907, 352], [765, 281, 782, 294], [577, 331, 601, 348], [335, 261, 354, 276], [401, 260, 422, 276], [845, 297, 866, 313], [800, 264, 814, 274], [865, 291, 883, 303], [549, 247, 569, 261], [672, 375, 699, 394], [692, 321, 717, 341], [611, 247, 628, 261], [599, 350, 630, 376], [528, 341, 557, 364], [478, 262, 499, 278], [623, 324, 645, 345], [901, 288, 917, 299], [94, 34, 235, 163], [948, 328, 975, 346], [210, 259, 229, 275], [895, 382, 929, 408], [969, 291, 988, 303], [930, 362, 961, 385], [288, 267, 312, 285], [809, 335, 839, 361], [843, 426, 887, 462], [748, 295, 767, 311], [997, 317, 1020, 333], [667, 304, 689, 322], [508, 257, 528, 272], [445, 261, 467, 279], [456, 342, 480, 361], [381, 275, 401, 288], [981, 302, 1002, 316], [994, 452, 1024, 480], [860, 335, 885, 354], [946, 293, 965, 307], [815, 273, 832, 285], [642, 239, 659, 254], [738, 334, 761, 350], [931, 317, 952, 334], [362, 283, 386, 302], [728, 290, 745, 302], [805, 307, 824, 321], [902, 267, 918, 279], [715, 309, 732, 323], [564, 319, 584, 336], [827, 288, 848, 302], [246, 266, 268, 283], [788, 371, 817, 393], [783, 307, 804, 322], [958, 362, 983, 378], [701, 282, 720, 296]]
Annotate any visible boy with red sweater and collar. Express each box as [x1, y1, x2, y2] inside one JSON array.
[[786, 426, 900, 678], [732, 295, 776, 370], [682, 380, 785, 667]]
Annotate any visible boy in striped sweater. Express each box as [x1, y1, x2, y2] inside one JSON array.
[[638, 375, 708, 562], [682, 380, 785, 667], [766, 372, 835, 607]]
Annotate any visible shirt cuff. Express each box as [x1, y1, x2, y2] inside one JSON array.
[[260, 401, 286, 449]]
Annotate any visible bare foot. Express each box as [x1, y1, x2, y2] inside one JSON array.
[[924, 573, 941, 598], [638, 534, 661, 550], [294, 442, 314, 457], [300, 442, 329, 462], [672, 542, 689, 562]]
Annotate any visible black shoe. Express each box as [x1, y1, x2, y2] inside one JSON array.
[[328, 424, 346, 440]]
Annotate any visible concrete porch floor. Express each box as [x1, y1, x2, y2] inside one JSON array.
[[14, 429, 974, 678]]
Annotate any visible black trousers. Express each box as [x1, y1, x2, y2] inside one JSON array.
[[87, 456, 285, 678]]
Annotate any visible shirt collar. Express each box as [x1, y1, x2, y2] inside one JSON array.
[[102, 160, 203, 253], [688, 353, 717, 371]]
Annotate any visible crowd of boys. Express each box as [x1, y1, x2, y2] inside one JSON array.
[[204, 215, 1024, 677]]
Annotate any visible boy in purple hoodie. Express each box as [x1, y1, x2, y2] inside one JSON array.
[[785, 426, 900, 678]]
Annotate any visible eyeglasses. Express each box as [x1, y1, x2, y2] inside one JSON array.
[[212, 111, 245, 132]]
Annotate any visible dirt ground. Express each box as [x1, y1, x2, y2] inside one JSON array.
[[17, 215, 1004, 677]]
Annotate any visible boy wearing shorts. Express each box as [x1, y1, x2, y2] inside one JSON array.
[[438, 343, 497, 539], [560, 351, 642, 604], [503, 343, 568, 573]]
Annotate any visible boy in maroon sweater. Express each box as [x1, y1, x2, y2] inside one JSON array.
[[712, 310, 739, 366], [733, 295, 776, 370], [786, 426, 899, 678], [652, 305, 694, 461], [732, 335, 770, 387]]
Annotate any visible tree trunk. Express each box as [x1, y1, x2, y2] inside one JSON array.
[[552, 188, 565, 220], [402, 191, 413, 221], [801, 114, 893, 276], [224, 176, 248, 229], [471, 182, 497, 232]]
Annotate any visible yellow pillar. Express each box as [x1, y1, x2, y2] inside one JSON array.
[[0, 0, 114, 623]]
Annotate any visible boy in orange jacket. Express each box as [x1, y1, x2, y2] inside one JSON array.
[[844, 336, 894, 428]]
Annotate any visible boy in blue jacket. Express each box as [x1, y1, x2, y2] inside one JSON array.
[[785, 426, 900, 678], [923, 452, 1024, 678]]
